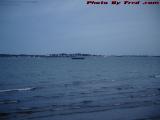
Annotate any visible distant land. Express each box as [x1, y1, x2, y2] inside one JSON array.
[[0, 53, 160, 58], [0, 53, 101, 58]]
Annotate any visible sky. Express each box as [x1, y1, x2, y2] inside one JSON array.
[[0, 0, 160, 55]]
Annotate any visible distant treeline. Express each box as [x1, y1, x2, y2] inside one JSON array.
[[0, 54, 159, 58], [0, 53, 101, 57]]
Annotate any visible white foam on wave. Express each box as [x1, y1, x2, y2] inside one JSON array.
[[0, 87, 36, 93], [0, 100, 19, 104], [155, 74, 160, 78]]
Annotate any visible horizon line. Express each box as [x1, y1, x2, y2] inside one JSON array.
[[0, 53, 160, 57]]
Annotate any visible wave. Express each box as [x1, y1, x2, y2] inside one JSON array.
[[155, 74, 160, 78], [0, 100, 20, 104], [0, 87, 36, 93], [17, 99, 160, 119], [149, 74, 160, 78]]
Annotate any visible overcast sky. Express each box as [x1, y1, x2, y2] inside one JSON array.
[[0, 0, 160, 55]]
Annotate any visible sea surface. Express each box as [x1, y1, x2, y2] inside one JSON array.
[[0, 56, 160, 120]]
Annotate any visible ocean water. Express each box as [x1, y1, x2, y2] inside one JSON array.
[[0, 56, 160, 120]]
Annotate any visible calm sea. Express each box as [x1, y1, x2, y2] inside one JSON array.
[[0, 56, 160, 120]]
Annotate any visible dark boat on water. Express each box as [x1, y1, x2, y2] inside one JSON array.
[[71, 57, 85, 60]]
